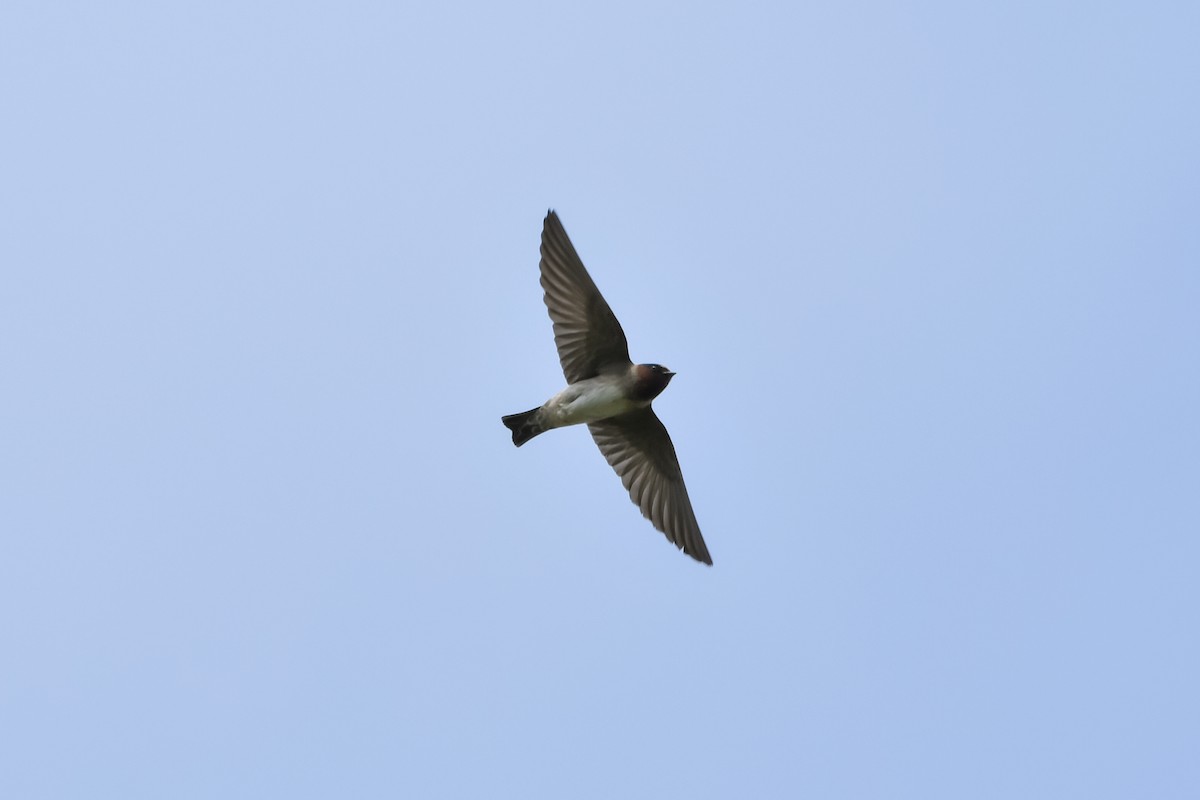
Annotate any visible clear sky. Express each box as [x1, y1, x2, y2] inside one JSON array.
[[2, 2, 1197, 798]]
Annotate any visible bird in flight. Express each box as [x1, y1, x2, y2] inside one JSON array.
[[502, 211, 712, 565]]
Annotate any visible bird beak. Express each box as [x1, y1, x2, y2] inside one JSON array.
[[665, 371, 676, 377]]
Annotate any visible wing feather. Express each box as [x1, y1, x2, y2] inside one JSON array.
[[588, 409, 712, 565], [539, 211, 631, 382]]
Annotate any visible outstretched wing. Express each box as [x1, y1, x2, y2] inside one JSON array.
[[539, 211, 631, 383], [588, 408, 712, 565]]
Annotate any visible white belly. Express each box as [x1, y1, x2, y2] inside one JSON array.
[[544, 378, 639, 427]]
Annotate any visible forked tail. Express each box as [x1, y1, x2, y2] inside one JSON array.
[[501, 407, 546, 447]]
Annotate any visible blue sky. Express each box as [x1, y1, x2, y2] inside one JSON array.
[[2, 2, 1197, 797]]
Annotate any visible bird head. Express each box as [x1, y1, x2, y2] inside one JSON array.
[[633, 363, 675, 401]]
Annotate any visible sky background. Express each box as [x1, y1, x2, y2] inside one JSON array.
[[2, 2, 1198, 798]]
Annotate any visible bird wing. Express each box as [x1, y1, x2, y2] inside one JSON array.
[[539, 211, 631, 383], [588, 408, 712, 565]]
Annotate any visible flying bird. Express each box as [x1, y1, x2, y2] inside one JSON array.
[[502, 211, 712, 565]]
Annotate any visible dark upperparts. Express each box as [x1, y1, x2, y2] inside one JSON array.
[[631, 363, 675, 402]]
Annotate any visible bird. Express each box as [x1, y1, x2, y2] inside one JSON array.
[[502, 211, 712, 565]]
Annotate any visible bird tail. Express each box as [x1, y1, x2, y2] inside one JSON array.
[[502, 407, 546, 447]]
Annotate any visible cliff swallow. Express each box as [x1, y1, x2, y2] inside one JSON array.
[[502, 211, 712, 565]]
